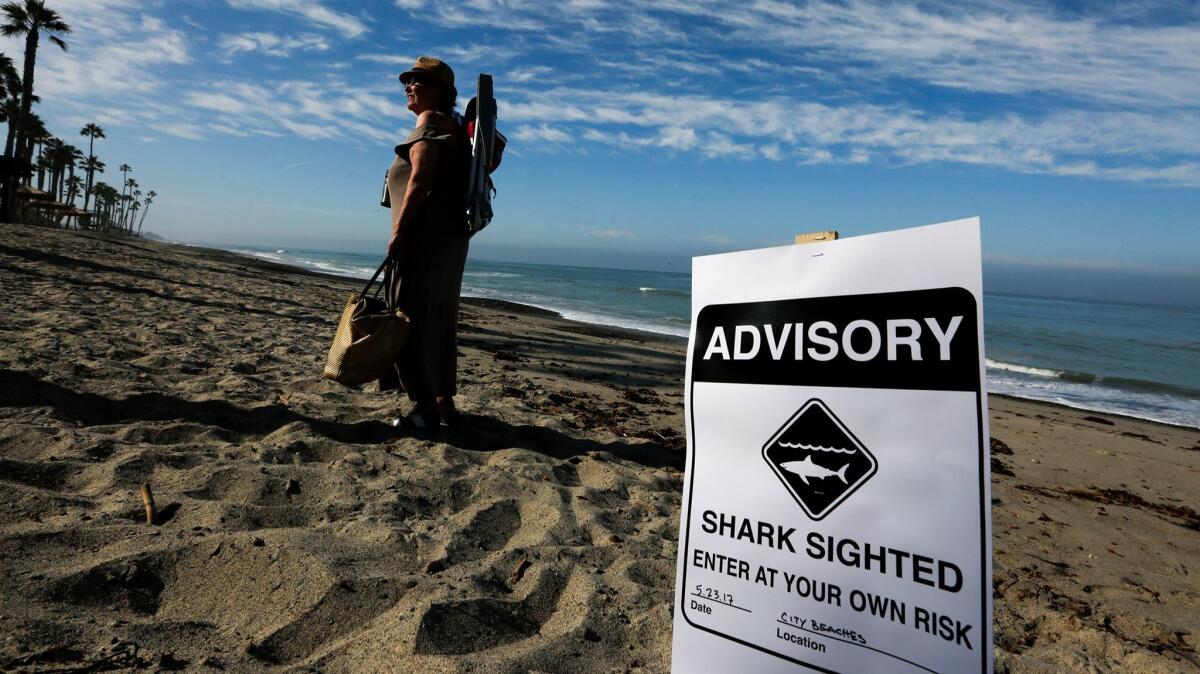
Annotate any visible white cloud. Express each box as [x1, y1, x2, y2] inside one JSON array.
[[27, 0, 1196, 190], [358, 54, 416, 65], [279, 118, 338, 140], [700, 131, 755, 159], [209, 123, 253, 137], [14, 12, 189, 99], [152, 121, 205, 140], [186, 92, 252, 115], [498, 86, 1200, 186], [226, 0, 367, 38], [372, 0, 1199, 186], [513, 124, 570, 144], [657, 127, 697, 151], [218, 32, 330, 58], [438, 44, 519, 65], [704, 0, 1200, 108], [408, 1, 1200, 109], [174, 75, 412, 146], [506, 65, 554, 83]]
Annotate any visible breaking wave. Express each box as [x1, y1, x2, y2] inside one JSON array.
[[465, 271, 524, 278], [635, 287, 689, 298], [987, 359, 1200, 399]]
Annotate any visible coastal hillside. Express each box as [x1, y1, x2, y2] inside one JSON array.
[[0, 223, 1196, 672]]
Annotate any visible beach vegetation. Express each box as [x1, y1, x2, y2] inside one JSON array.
[[0, 3, 156, 234], [136, 190, 155, 235], [1, 0, 69, 164], [79, 122, 102, 209]]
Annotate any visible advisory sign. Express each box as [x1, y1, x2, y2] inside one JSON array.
[[672, 219, 991, 673]]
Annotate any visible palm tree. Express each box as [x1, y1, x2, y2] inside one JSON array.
[[33, 143, 48, 189], [62, 171, 80, 227], [30, 122, 47, 172], [4, 102, 37, 166], [92, 180, 118, 228], [45, 137, 70, 198], [1, 0, 68, 162], [1, 95, 18, 157], [61, 142, 80, 200], [90, 178, 107, 217], [126, 198, 138, 232], [63, 171, 78, 203], [136, 189, 155, 235], [0, 52, 16, 101], [81, 154, 101, 206], [1, 0, 68, 221], [37, 133, 56, 189], [0, 53, 18, 154], [121, 177, 136, 228], [79, 121, 102, 208], [0, 52, 18, 153], [124, 189, 137, 230], [116, 162, 129, 222]]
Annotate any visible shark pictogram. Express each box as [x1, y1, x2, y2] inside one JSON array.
[[762, 399, 877, 520], [780, 456, 850, 485]]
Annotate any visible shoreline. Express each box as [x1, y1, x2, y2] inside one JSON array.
[[990, 392, 1199, 432], [200, 238, 690, 346], [210, 239, 1194, 430]]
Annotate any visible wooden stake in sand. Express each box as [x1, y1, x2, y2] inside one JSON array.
[[794, 230, 839, 245], [139, 482, 155, 525]]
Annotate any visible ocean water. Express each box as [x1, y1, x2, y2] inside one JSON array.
[[226, 245, 1199, 428]]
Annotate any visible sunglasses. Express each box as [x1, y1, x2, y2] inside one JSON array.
[[404, 76, 435, 89]]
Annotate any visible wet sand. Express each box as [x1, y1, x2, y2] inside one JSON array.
[[0, 222, 1196, 672]]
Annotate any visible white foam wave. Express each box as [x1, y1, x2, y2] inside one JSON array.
[[777, 442, 856, 454], [639, 287, 656, 292], [308, 261, 375, 278], [986, 359, 1061, 378], [461, 286, 689, 338], [250, 251, 284, 262], [465, 271, 523, 278], [987, 370, 1199, 429]]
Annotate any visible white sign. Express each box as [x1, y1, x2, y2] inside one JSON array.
[[672, 219, 992, 673]]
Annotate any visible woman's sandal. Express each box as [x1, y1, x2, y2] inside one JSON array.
[[390, 403, 442, 431]]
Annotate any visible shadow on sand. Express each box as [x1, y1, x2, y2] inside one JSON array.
[[0, 369, 682, 471]]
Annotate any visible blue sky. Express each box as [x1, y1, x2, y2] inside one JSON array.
[[7, 0, 1200, 305]]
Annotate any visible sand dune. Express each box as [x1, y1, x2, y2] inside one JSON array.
[[0, 223, 1196, 672]]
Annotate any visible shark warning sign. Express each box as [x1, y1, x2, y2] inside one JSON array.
[[673, 219, 992, 673], [763, 399, 877, 521]]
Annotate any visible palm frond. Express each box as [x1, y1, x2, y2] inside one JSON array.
[[1, 4, 29, 28]]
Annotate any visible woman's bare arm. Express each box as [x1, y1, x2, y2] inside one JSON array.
[[388, 111, 442, 258]]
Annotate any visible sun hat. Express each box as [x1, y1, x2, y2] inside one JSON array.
[[399, 56, 455, 87]]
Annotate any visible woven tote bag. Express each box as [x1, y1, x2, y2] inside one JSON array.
[[322, 258, 410, 385]]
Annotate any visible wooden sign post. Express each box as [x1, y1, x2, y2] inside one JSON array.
[[795, 230, 839, 245]]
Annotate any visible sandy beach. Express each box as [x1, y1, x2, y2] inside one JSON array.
[[0, 222, 1196, 673]]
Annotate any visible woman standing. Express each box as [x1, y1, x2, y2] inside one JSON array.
[[385, 57, 470, 429]]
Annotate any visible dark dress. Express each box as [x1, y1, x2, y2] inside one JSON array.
[[385, 114, 469, 401]]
